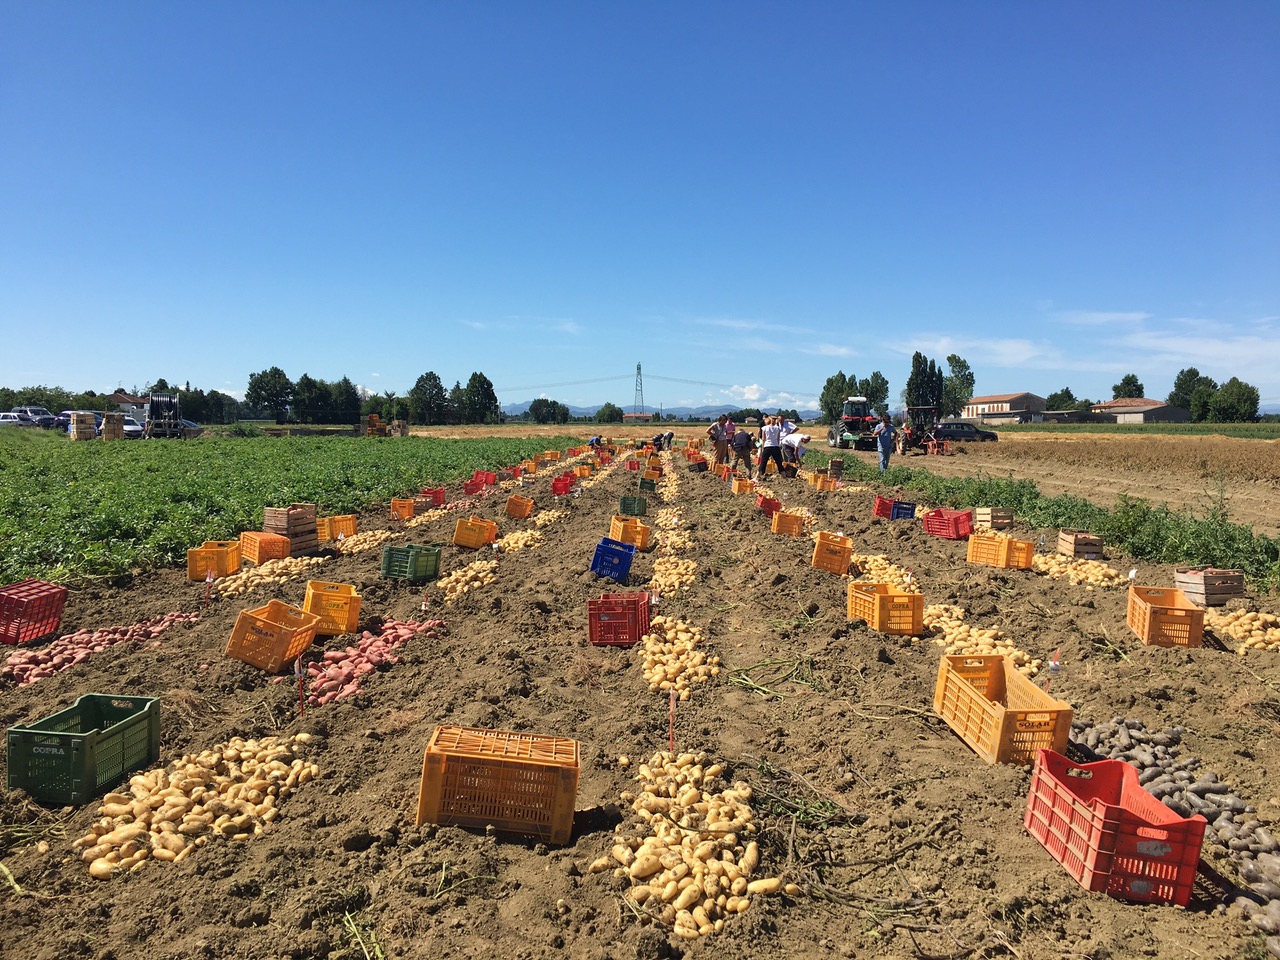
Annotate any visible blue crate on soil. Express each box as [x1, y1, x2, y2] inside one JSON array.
[[591, 537, 637, 583], [890, 501, 917, 520]]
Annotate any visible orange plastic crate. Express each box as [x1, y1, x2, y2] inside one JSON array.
[[966, 533, 1034, 570], [731, 478, 753, 494], [542, 450, 561, 461], [454, 517, 498, 549], [239, 531, 292, 566], [811, 532, 853, 575], [609, 515, 651, 551], [574, 464, 592, 478], [1024, 749, 1206, 907], [771, 512, 805, 537], [1126, 586, 1204, 648], [846, 582, 923, 635], [225, 600, 320, 673], [814, 476, 838, 492], [186, 541, 241, 581], [302, 580, 362, 636], [416, 725, 579, 845], [391, 498, 414, 520], [642, 469, 661, 482], [329, 515, 357, 540], [933, 655, 1072, 765], [506, 495, 534, 519]]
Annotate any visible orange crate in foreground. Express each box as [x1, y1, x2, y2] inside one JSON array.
[[303, 580, 362, 636], [506, 495, 534, 519], [1126, 586, 1204, 648], [847, 582, 923, 635], [454, 517, 498, 549], [240, 531, 291, 566], [933, 655, 1072, 765], [416, 725, 579, 845], [811, 532, 853, 575], [609, 515, 651, 551], [225, 600, 320, 673], [1024, 749, 1205, 907]]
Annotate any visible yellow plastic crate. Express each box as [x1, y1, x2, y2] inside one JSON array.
[[846, 582, 923, 635], [303, 580, 362, 637], [811, 531, 853, 575], [771, 512, 805, 537], [187, 541, 241, 581], [967, 533, 1034, 570], [391, 498, 415, 520], [226, 600, 319, 673], [609, 515, 651, 551]]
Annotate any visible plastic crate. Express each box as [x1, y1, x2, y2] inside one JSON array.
[[1059, 529, 1104, 560], [756, 494, 781, 517], [391, 498, 415, 520], [642, 469, 661, 482], [625, 459, 641, 471], [506, 495, 534, 519], [574, 464, 592, 478], [933, 655, 1072, 765], [454, 517, 498, 549], [591, 537, 636, 583], [1126, 586, 1204, 648], [609, 515, 652, 551], [890, 500, 917, 520], [551, 477, 574, 496], [966, 533, 1035, 570], [687, 461, 708, 473], [847, 582, 924, 635], [771, 512, 806, 537], [974, 507, 1014, 530], [6, 694, 160, 805], [588, 592, 651, 647], [638, 477, 657, 493], [1024, 749, 1206, 907], [303, 580, 362, 636], [814, 476, 838, 492], [420, 487, 446, 507], [186, 541, 241, 581], [922, 508, 974, 540], [239, 531, 292, 566], [462, 478, 486, 496], [416, 725, 580, 845], [225, 600, 320, 673], [873, 495, 894, 519], [381, 544, 441, 582], [811, 532, 853, 575], [328, 515, 358, 540], [1, 579, 69, 645], [619, 496, 648, 517], [731, 478, 754, 494]]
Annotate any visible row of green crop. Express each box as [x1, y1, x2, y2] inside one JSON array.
[[820, 454, 1280, 593], [0, 431, 580, 583]]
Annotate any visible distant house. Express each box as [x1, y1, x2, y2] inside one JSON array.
[[109, 390, 148, 419], [1091, 398, 1190, 424], [962, 393, 1047, 422], [622, 412, 654, 424]]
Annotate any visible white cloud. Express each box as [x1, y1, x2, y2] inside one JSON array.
[[554, 321, 581, 335], [1055, 310, 1152, 326], [799, 343, 855, 357], [370, 372, 381, 378], [696, 316, 808, 335]]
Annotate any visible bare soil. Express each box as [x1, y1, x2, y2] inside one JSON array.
[[2, 434, 1278, 960]]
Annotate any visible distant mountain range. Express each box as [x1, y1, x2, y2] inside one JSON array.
[[501, 400, 823, 421]]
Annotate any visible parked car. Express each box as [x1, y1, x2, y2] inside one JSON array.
[[0, 412, 38, 428], [180, 419, 204, 439], [54, 410, 104, 434], [123, 416, 144, 439], [10, 405, 56, 428], [934, 421, 999, 443]]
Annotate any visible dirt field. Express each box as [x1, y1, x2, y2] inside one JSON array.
[[2, 434, 1279, 960]]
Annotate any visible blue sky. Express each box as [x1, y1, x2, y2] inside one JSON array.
[[3, 2, 1277, 412]]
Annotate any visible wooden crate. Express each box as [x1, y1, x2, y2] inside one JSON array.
[[1058, 529, 1104, 560], [1172, 567, 1244, 606], [973, 507, 1013, 530]]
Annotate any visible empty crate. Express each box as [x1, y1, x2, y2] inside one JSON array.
[[454, 517, 498, 549], [619, 496, 648, 517], [922, 508, 974, 540], [588, 592, 651, 647], [811, 532, 853, 575], [1126, 586, 1204, 648], [933, 655, 1072, 765], [847, 583, 924, 636], [303, 580, 362, 636], [505, 495, 534, 519], [391, 498, 415, 520], [186, 541, 241, 581], [966, 533, 1034, 570], [416, 725, 579, 845], [226, 600, 320, 673], [1059, 530, 1104, 560], [974, 507, 1014, 530], [381, 544, 441, 582], [771, 512, 805, 537], [240, 531, 292, 565], [591, 537, 636, 583], [1, 579, 69, 645], [609, 516, 651, 551]]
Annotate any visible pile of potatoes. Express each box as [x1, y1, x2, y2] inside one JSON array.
[[495, 530, 543, 552], [210, 556, 328, 598], [849, 554, 915, 593], [1032, 553, 1127, 588], [923, 603, 967, 634], [926, 609, 1041, 677], [1205, 607, 1280, 653], [437, 558, 498, 603], [333, 529, 397, 554], [74, 733, 319, 880], [588, 750, 790, 939], [406, 507, 447, 528], [637, 615, 720, 699], [534, 509, 569, 528], [4, 612, 199, 688], [650, 556, 698, 595]]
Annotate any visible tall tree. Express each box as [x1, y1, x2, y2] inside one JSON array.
[[941, 354, 975, 418], [818, 372, 850, 424], [595, 402, 624, 423], [330, 377, 361, 424], [447, 382, 465, 425], [407, 372, 447, 425], [528, 398, 558, 424], [903, 352, 945, 413], [245, 367, 294, 421], [1207, 378, 1260, 423], [858, 371, 890, 415], [462, 372, 501, 424], [1045, 387, 1077, 410], [1166, 368, 1217, 411], [1188, 384, 1215, 422], [1112, 373, 1144, 399], [292, 374, 326, 424]]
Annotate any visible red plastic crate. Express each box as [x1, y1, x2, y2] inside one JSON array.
[[0, 579, 69, 645], [551, 477, 573, 495], [756, 494, 781, 517], [462, 478, 485, 495], [420, 487, 446, 507], [1024, 749, 1206, 907], [873, 495, 893, 519], [587, 592, 651, 647], [922, 508, 974, 540], [626, 459, 640, 471]]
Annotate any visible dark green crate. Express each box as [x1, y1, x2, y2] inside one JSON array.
[[7, 694, 160, 805], [638, 478, 657, 493], [381, 544, 441, 582], [619, 496, 648, 517]]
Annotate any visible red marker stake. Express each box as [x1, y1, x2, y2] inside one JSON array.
[[204, 569, 214, 608]]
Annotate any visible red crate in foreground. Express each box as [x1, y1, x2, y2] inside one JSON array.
[[588, 592, 651, 647], [416, 725, 579, 845], [922, 508, 973, 540], [1, 579, 69, 645], [1024, 749, 1205, 907]]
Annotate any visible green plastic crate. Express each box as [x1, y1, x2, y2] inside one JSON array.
[[381, 544, 441, 582], [6, 694, 160, 805], [638, 478, 657, 493], [619, 496, 648, 517]]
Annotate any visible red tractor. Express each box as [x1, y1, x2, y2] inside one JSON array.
[[827, 396, 879, 450]]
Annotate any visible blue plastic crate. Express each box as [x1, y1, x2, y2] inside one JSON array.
[[890, 501, 917, 520], [591, 537, 636, 583]]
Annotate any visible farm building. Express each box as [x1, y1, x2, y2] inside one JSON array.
[[1091, 398, 1191, 423], [622, 412, 654, 424], [109, 390, 148, 419], [962, 392, 1047, 422]]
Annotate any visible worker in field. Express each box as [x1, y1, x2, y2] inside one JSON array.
[[729, 426, 756, 478], [781, 432, 811, 466], [872, 413, 895, 472], [707, 415, 730, 467]]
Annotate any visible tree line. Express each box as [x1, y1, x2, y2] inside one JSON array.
[[243, 368, 503, 425], [1045, 368, 1262, 422], [817, 353, 976, 423]]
